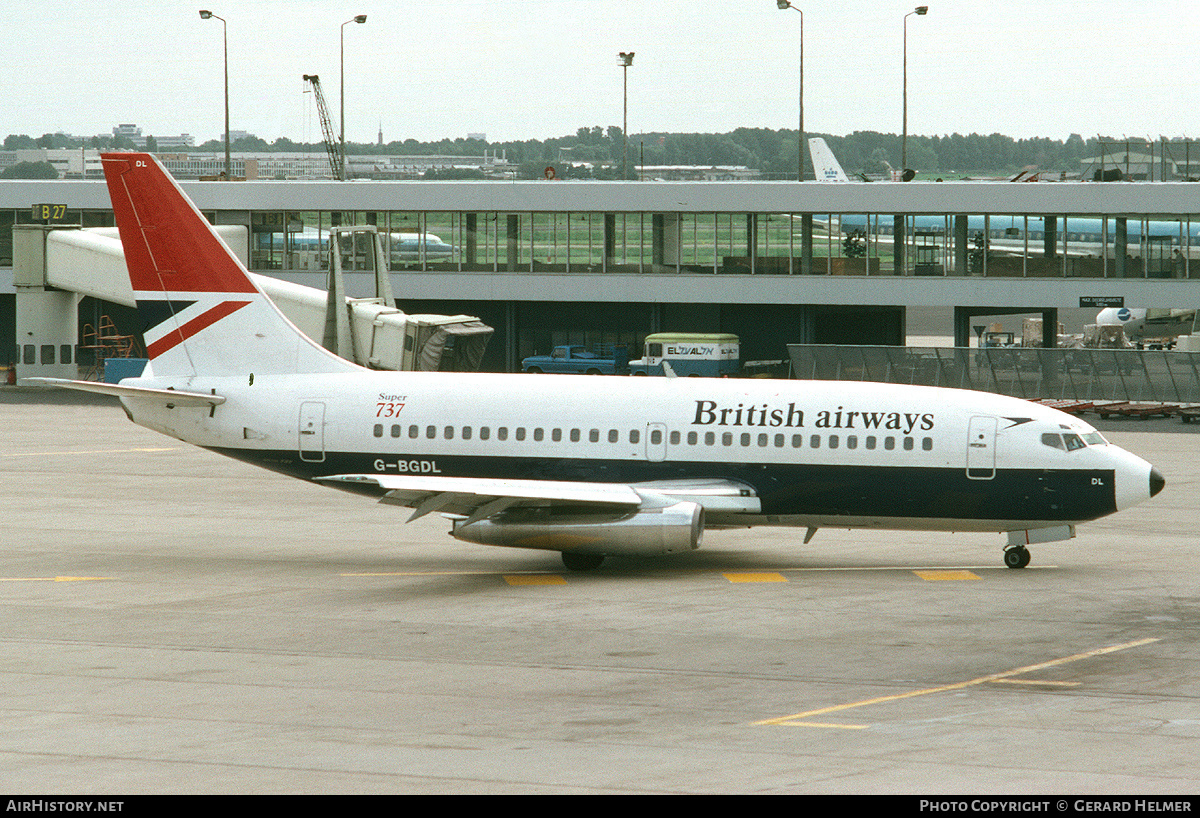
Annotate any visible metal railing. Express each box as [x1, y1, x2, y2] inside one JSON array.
[[787, 344, 1200, 404]]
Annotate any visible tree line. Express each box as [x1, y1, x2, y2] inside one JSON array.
[[0, 127, 1167, 180]]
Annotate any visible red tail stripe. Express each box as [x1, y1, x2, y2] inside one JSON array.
[[146, 300, 252, 359]]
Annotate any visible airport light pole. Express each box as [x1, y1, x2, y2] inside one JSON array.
[[341, 14, 368, 181], [618, 52, 634, 179], [198, 10, 230, 179], [775, 1, 804, 182], [902, 5, 928, 171]]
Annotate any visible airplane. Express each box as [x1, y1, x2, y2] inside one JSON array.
[[1095, 307, 1197, 344], [26, 153, 1165, 572]]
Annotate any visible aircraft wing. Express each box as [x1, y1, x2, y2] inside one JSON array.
[[314, 474, 760, 524]]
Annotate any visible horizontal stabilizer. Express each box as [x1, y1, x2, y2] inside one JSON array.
[[22, 377, 225, 407]]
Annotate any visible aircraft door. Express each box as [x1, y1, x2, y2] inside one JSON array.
[[646, 423, 668, 462], [966, 416, 996, 479], [299, 401, 326, 462]]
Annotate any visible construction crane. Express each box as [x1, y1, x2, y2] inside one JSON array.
[[302, 74, 344, 181]]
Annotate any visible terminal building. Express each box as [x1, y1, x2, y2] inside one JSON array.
[[2, 176, 1198, 374]]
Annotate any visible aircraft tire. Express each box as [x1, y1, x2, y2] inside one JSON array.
[[561, 552, 604, 571], [1003, 545, 1031, 569]]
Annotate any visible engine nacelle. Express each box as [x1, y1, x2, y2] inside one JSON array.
[[451, 501, 704, 557]]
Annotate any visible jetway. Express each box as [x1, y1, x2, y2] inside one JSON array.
[[12, 224, 491, 379]]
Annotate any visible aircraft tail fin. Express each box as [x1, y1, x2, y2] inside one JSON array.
[[808, 138, 849, 183], [101, 153, 357, 378]]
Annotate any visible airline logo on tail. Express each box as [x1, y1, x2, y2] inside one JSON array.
[[100, 152, 356, 378]]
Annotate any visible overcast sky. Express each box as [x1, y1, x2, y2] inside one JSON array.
[[5, 0, 1199, 146]]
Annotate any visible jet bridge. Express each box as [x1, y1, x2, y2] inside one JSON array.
[[12, 224, 492, 379]]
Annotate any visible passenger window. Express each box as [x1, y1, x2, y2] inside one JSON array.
[[609, 429, 620, 443], [444, 426, 455, 440], [534, 428, 544, 441], [498, 427, 508, 441], [591, 429, 601, 443], [569, 428, 580, 442], [669, 431, 680, 445], [722, 432, 733, 446], [462, 426, 472, 440], [409, 425, 419, 439], [866, 436, 876, 450], [774, 434, 784, 447], [884, 437, 895, 450], [687, 431, 698, 445], [480, 427, 490, 440], [847, 436, 857, 449], [705, 431, 715, 445], [903, 437, 914, 451], [373, 424, 383, 438], [829, 435, 839, 449], [630, 429, 640, 444], [792, 434, 803, 447], [426, 425, 436, 439], [514, 427, 524, 441], [552, 428, 562, 442], [651, 429, 663, 445], [391, 425, 401, 438], [740, 433, 751, 446], [810, 435, 821, 449]]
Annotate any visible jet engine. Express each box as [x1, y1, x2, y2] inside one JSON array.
[[450, 501, 704, 556]]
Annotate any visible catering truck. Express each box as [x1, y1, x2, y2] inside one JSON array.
[[628, 333, 741, 377]]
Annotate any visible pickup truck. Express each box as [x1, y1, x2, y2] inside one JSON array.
[[522, 345, 628, 375]]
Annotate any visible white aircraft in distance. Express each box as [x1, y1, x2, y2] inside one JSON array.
[[808, 138, 849, 182], [1095, 307, 1197, 344], [29, 154, 1164, 571]]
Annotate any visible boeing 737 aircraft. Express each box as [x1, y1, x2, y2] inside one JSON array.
[[29, 154, 1165, 571]]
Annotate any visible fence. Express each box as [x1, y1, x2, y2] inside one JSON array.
[[786, 344, 1200, 404]]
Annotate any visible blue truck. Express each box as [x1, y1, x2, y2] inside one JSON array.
[[522, 345, 629, 374]]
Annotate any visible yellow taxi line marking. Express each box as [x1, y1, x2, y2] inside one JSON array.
[[988, 678, 1081, 687], [724, 572, 788, 583], [779, 722, 870, 730], [913, 569, 981, 581], [1, 447, 177, 458], [754, 636, 1160, 727]]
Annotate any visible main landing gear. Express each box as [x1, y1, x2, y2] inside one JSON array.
[[561, 552, 605, 571], [1003, 544, 1031, 569]]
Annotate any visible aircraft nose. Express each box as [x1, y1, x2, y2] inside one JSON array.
[[1150, 466, 1166, 498]]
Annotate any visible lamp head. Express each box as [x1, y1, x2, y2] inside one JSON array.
[[199, 10, 212, 19], [618, 52, 634, 67], [915, 5, 928, 14], [354, 14, 367, 23]]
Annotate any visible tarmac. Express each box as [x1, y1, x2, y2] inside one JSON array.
[[1, 387, 1198, 794]]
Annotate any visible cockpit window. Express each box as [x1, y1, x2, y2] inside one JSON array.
[[1041, 433, 1066, 450], [1083, 432, 1107, 446], [1063, 433, 1086, 451]]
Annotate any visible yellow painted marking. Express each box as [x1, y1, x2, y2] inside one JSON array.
[[1, 447, 176, 458], [755, 636, 1160, 727], [503, 574, 568, 586], [0, 576, 111, 582], [989, 678, 1080, 687], [779, 722, 870, 730], [913, 569, 980, 581], [724, 572, 788, 583]]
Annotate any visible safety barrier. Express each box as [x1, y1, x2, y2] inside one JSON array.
[[786, 344, 1200, 404]]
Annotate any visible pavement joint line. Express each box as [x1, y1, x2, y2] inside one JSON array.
[[753, 636, 1161, 728]]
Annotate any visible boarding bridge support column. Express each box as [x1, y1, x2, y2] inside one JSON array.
[[604, 214, 616, 271], [465, 213, 478, 268], [1115, 217, 1128, 277], [12, 225, 80, 379], [893, 215, 906, 274], [954, 215, 969, 275], [652, 213, 679, 272], [801, 215, 813, 276], [1044, 216, 1057, 258]]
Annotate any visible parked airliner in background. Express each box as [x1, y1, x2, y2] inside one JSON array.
[[27, 154, 1164, 571]]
